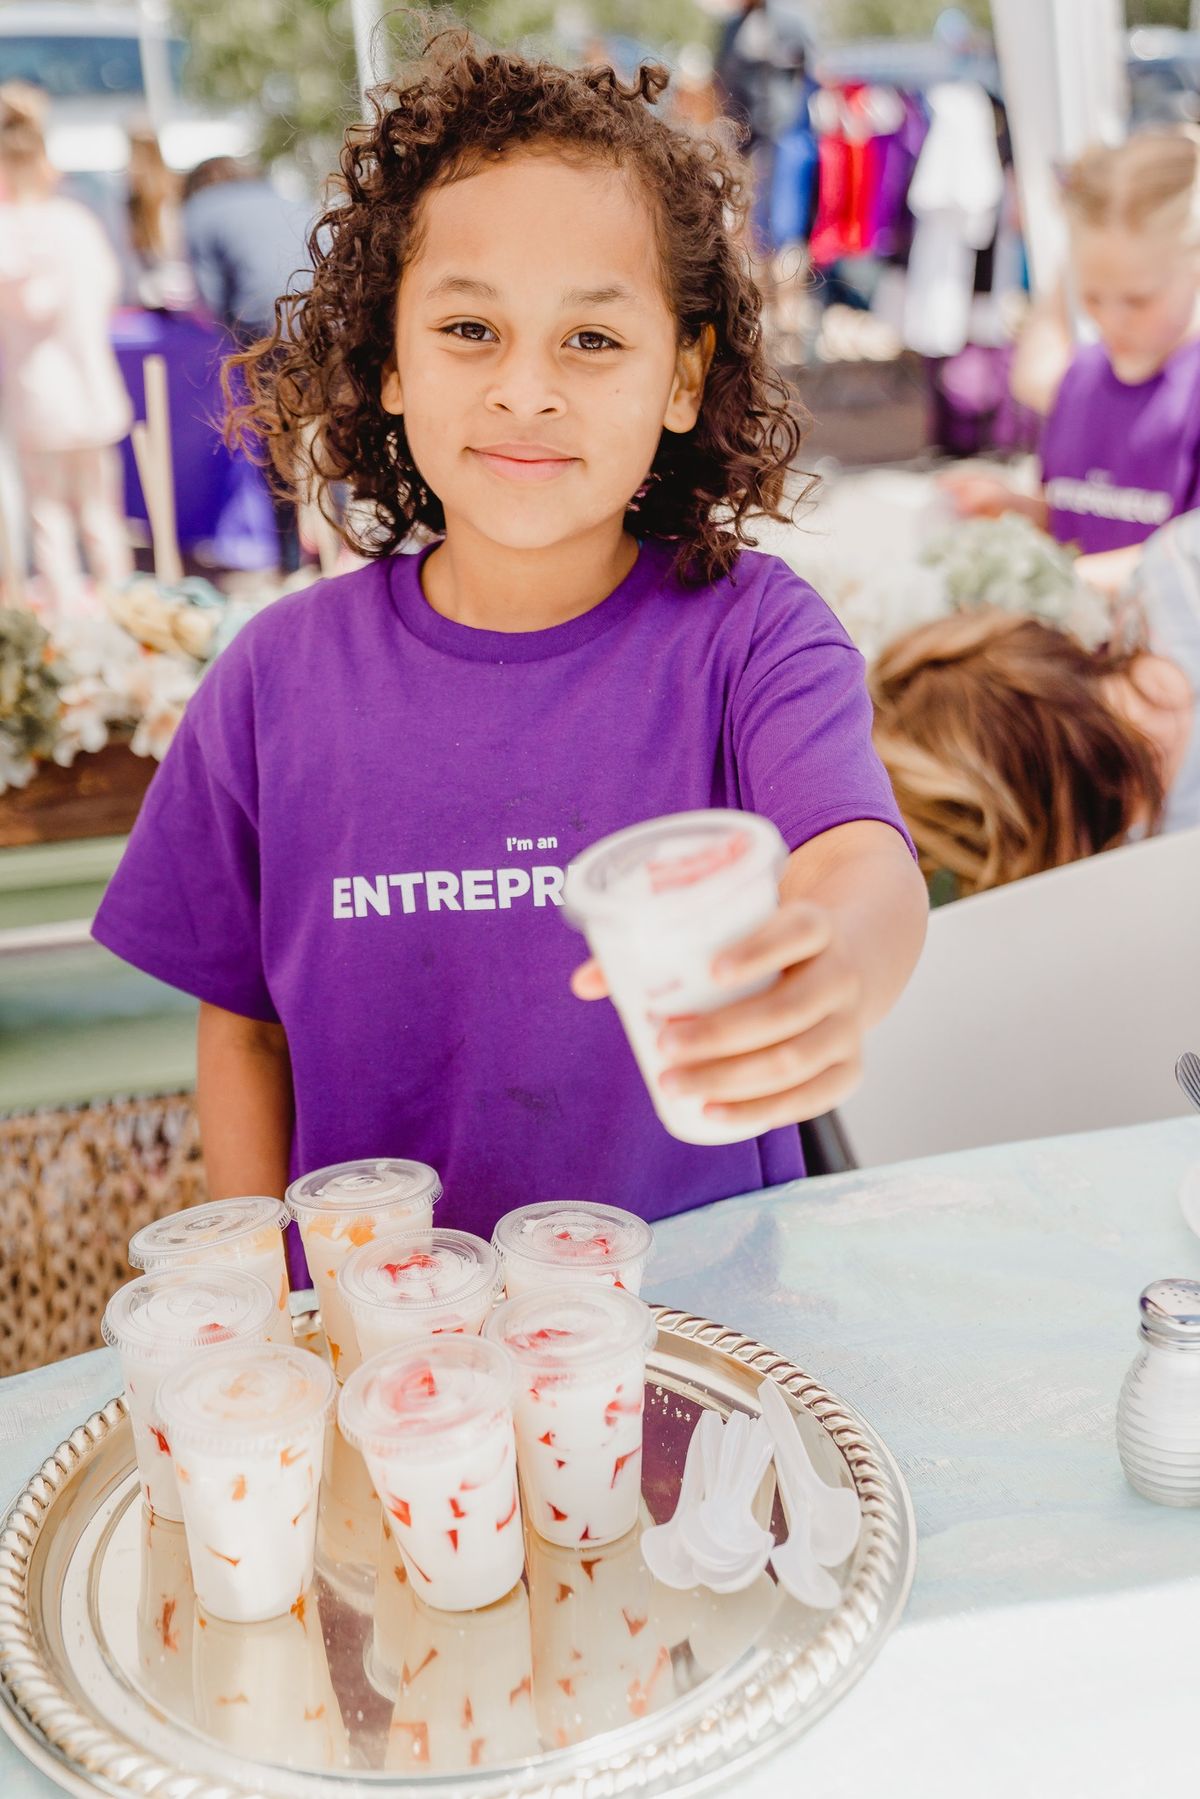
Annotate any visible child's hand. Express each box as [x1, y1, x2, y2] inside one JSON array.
[[937, 470, 1015, 519], [570, 899, 866, 1130]]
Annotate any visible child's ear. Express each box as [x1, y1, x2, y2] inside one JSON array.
[[663, 324, 715, 434], [381, 362, 404, 415]]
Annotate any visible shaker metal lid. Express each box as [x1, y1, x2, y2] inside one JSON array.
[[1139, 1279, 1200, 1346]]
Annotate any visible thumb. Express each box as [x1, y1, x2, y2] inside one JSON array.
[[570, 958, 609, 1000]]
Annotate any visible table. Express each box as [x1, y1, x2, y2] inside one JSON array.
[[4, 1117, 1200, 1797]]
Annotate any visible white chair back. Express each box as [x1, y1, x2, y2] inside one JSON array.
[[839, 828, 1200, 1167]]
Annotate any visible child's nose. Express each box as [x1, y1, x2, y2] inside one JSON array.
[[485, 345, 567, 417]]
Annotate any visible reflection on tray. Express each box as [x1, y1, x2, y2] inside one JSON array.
[[114, 1384, 805, 1776]]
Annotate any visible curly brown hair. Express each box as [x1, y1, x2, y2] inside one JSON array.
[[229, 29, 809, 585]]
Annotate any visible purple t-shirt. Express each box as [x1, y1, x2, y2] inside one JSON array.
[[1040, 338, 1200, 554], [93, 541, 910, 1238]]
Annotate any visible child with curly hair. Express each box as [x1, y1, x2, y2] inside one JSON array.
[[94, 33, 926, 1233]]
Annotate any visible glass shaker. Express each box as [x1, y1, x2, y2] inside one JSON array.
[[1116, 1278, 1200, 1506]]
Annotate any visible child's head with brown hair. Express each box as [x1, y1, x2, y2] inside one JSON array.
[[870, 609, 1165, 896], [1061, 127, 1200, 383], [0, 82, 51, 197], [232, 28, 806, 582]]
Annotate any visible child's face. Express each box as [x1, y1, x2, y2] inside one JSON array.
[[1073, 225, 1199, 382], [383, 148, 710, 552]]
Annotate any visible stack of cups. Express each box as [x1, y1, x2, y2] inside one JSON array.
[[563, 809, 787, 1145], [156, 1341, 336, 1622], [492, 1200, 652, 1298], [103, 1267, 277, 1519], [338, 1228, 501, 1358], [338, 1336, 523, 1612], [284, 1160, 442, 1379], [485, 1285, 657, 1548], [128, 1198, 293, 1346]]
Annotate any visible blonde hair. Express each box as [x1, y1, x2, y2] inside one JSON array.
[[1061, 126, 1200, 246], [870, 609, 1165, 896], [0, 81, 48, 173]]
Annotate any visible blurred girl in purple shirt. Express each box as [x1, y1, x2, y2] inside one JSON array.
[[946, 129, 1200, 598]]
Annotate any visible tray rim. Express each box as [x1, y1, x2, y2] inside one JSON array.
[[0, 1305, 916, 1799]]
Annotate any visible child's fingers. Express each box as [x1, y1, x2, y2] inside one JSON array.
[[659, 1011, 857, 1105], [699, 1053, 864, 1133], [712, 900, 832, 988], [570, 958, 608, 1000]]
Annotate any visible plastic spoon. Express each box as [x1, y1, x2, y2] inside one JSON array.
[[640, 1407, 720, 1589], [758, 1378, 861, 1567]]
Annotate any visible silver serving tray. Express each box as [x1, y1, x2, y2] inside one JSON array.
[[0, 1306, 915, 1798]]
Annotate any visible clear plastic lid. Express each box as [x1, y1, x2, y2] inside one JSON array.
[[128, 1197, 288, 1268], [338, 1336, 515, 1460], [156, 1342, 336, 1456], [285, 1159, 443, 1222], [492, 1202, 652, 1279], [484, 1284, 656, 1371], [102, 1267, 276, 1363], [339, 1228, 500, 1316], [563, 810, 787, 927]]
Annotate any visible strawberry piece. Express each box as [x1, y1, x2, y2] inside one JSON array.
[[557, 1677, 575, 1697], [496, 1490, 518, 1531], [509, 1674, 532, 1705], [449, 1496, 467, 1519], [470, 1738, 486, 1767], [549, 1502, 568, 1522], [447, 1528, 459, 1551], [149, 1426, 170, 1456], [580, 1525, 595, 1542], [580, 1557, 599, 1582], [231, 1474, 247, 1501], [291, 1592, 307, 1629], [462, 1697, 474, 1729], [555, 1582, 573, 1604], [388, 1497, 412, 1526], [604, 1393, 642, 1429], [401, 1646, 438, 1683], [157, 1598, 178, 1653], [207, 1547, 241, 1567], [381, 1252, 438, 1281], [610, 1447, 641, 1488], [303, 1704, 325, 1721], [538, 1430, 555, 1447], [622, 1608, 648, 1637], [280, 1444, 303, 1467], [554, 1458, 567, 1470]]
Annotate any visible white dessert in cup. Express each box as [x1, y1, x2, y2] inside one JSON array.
[[385, 1582, 537, 1773], [135, 1509, 196, 1723], [192, 1590, 348, 1771], [103, 1267, 277, 1522], [129, 1197, 293, 1346], [491, 1201, 653, 1299], [285, 1159, 442, 1380], [338, 1336, 524, 1613], [339, 1226, 501, 1360], [484, 1285, 656, 1548], [526, 1523, 674, 1745], [156, 1341, 336, 1622], [563, 810, 787, 1146]]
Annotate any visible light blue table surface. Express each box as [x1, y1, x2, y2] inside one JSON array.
[[4, 1117, 1200, 1796]]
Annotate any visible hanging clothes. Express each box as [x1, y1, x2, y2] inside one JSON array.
[[902, 81, 1004, 358]]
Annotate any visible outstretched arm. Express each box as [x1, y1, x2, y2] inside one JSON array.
[[197, 1000, 294, 1198]]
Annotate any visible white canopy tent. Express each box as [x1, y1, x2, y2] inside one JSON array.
[[989, 0, 1128, 295]]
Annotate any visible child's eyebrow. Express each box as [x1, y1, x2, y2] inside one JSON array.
[[425, 275, 641, 308]]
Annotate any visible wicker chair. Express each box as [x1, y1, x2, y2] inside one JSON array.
[[0, 1093, 207, 1377]]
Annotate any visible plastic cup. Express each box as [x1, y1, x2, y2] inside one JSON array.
[[103, 1268, 277, 1522], [339, 1228, 502, 1361], [156, 1341, 336, 1623], [563, 809, 787, 1145], [285, 1160, 443, 1382], [492, 1201, 653, 1299], [338, 1336, 523, 1613], [384, 1582, 537, 1773], [129, 1198, 293, 1347], [314, 1416, 380, 1611], [526, 1526, 674, 1744], [484, 1284, 656, 1548], [192, 1591, 348, 1771]]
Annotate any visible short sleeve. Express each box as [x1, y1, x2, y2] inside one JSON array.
[[92, 639, 279, 1023], [730, 566, 916, 858]]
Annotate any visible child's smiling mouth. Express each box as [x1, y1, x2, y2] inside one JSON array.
[[470, 442, 579, 483]]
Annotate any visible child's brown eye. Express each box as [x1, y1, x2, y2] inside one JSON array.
[[568, 331, 619, 354], [444, 321, 495, 342]]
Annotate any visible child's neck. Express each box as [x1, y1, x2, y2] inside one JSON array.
[[421, 516, 639, 634]]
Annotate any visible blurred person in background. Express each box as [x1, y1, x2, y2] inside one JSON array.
[[0, 82, 132, 615], [124, 124, 195, 311], [944, 129, 1200, 599], [870, 503, 1200, 897], [182, 155, 312, 572]]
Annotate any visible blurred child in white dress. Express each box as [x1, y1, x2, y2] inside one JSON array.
[[0, 83, 132, 614]]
